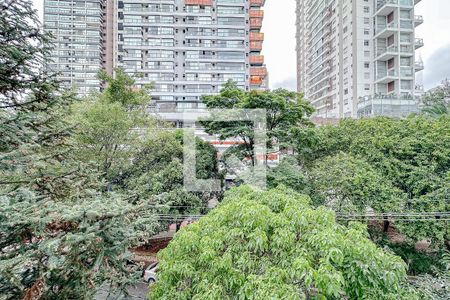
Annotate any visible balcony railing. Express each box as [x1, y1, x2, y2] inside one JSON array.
[[250, 67, 267, 76], [400, 45, 413, 53], [376, 45, 398, 57], [249, 55, 264, 65], [377, 69, 397, 80], [375, 21, 397, 35], [249, 10, 264, 18], [414, 61, 424, 71], [250, 76, 263, 85], [376, 0, 398, 11], [415, 38, 424, 49], [250, 41, 263, 51], [414, 15, 423, 26], [357, 94, 420, 118], [250, 18, 263, 29], [400, 67, 414, 77], [250, 0, 265, 7], [249, 32, 264, 41]]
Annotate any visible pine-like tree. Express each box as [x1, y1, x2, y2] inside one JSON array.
[[0, 2, 156, 298]]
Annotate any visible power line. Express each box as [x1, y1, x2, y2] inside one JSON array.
[[152, 212, 450, 223]]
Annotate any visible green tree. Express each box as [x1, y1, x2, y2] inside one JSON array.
[[0, 0, 80, 199], [422, 79, 450, 117], [308, 152, 406, 214], [267, 156, 306, 192], [151, 186, 420, 300], [296, 116, 450, 249], [69, 68, 153, 183], [71, 69, 221, 230], [0, 3, 157, 298], [202, 81, 314, 166], [300, 117, 450, 200], [116, 130, 222, 229]]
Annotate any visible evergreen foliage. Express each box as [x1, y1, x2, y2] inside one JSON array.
[[0, 3, 158, 298]]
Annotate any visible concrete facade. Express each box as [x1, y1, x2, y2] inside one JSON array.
[[296, 0, 424, 118], [44, 0, 269, 107]]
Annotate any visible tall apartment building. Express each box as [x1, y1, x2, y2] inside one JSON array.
[[44, 0, 106, 96], [43, 0, 268, 108], [296, 0, 423, 118]]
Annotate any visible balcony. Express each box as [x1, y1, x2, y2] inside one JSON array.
[[375, 0, 398, 16], [185, 0, 213, 6], [250, 41, 263, 51], [375, 45, 398, 61], [250, 18, 263, 29], [375, 22, 398, 38], [415, 38, 424, 49], [249, 55, 264, 65], [249, 10, 264, 18], [250, 76, 263, 85], [400, 20, 414, 30], [400, 45, 414, 55], [357, 94, 420, 118], [414, 61, 424, 71], [249, 32, 264, 41], [414, 15, 423, 27], [376, 69, 398, 84], [250, 0, 265, 7], [250, 67, 267, 76], [400, 67, 414, 77]]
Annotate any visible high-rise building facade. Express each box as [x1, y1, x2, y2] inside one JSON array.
[[44, 0, 106, 96], [296, 0, 423, 118], [43, 0, 268, 108], [117, 0, 268, 111]]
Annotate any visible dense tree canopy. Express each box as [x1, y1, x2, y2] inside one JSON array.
[[292, 116, 450, 249], [0, 3, 160, 299], [422, 79, 450, 117], [2, 1, 448, 298], [151, 186, 420, 300], [309, 152, 406, 214], [201, 81, 315, 166], [300, 117, 450, 200]]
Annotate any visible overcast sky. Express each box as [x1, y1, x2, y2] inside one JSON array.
[[33, 0, 450, 91]]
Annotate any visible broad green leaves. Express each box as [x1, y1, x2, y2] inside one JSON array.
[[295, 116, 450, 248], [151, 186, 419, 299], [309, 153, 406, 213], [201, 81, 315, 166]]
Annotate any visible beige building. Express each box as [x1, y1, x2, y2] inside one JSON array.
[[296, 0, 424, 118]]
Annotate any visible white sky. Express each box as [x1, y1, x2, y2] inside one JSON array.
[[33, 0, 450, 91]]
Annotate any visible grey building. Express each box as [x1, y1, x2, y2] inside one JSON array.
[[44, 0, 106, 96], [44, 0, 268, 106], [296, 0, 424, 118]]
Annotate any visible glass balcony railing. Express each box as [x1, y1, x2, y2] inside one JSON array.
[[376, 0, 398, 12], [400, 67, 414, 77], [415, 38, 424, 49], [376, 45, 398, 57], [375, 22, 397, 35], [377, 69, 397, 80]]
